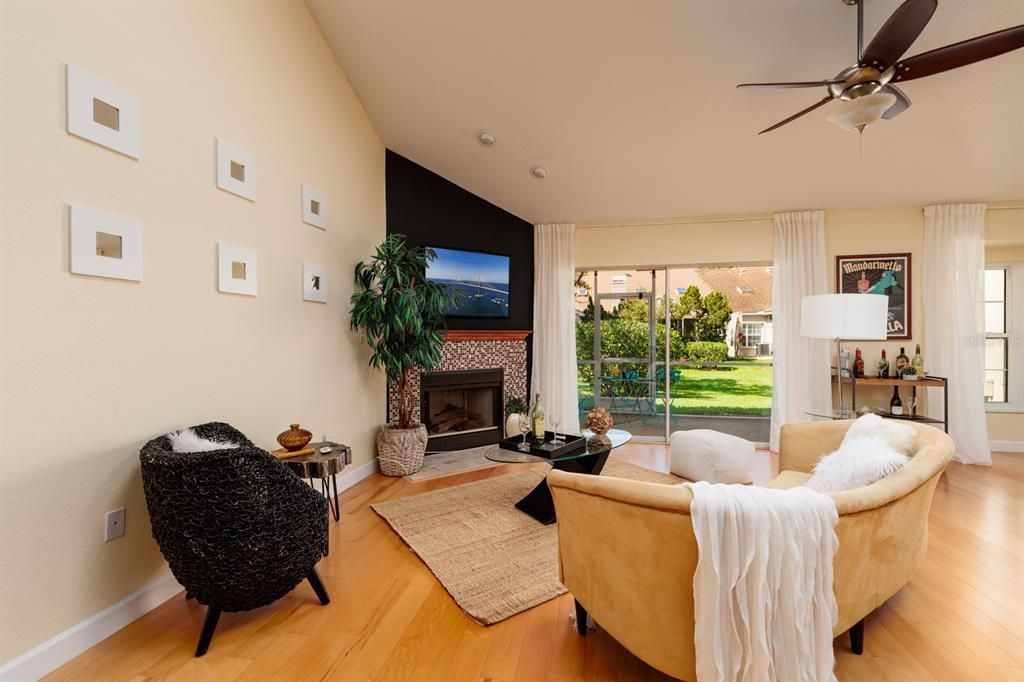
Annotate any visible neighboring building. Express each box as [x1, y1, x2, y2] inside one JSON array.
[[668, 267, 773, 357], [695, 267, 773, 358], [573, 266, 773, 357]]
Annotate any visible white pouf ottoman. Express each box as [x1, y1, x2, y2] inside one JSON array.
[[670, 429, 754, 484]]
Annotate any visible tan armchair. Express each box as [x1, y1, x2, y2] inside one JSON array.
[[548, 420, 954, 681]]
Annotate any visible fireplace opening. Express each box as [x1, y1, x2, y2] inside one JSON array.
[[421, 368, 503, 451], [428, 388, 494, 435]]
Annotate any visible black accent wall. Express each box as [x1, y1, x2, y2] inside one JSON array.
[[385, 150, 534, 331]]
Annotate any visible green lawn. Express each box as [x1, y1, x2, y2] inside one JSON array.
[[578, 361, 772, 417]]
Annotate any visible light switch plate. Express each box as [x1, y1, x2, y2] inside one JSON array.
[[105, 507, 125, 541]]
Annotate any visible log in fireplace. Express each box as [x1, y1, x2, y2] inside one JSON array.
[[421, 368, 504, 451]]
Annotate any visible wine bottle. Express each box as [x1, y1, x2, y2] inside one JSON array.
[[890, 386, 903, 416], [877, 349, 890, 379], [912, 344, 925, 377], [895, 347, 910, 376], [853, 348, 865, 378], [531, 391, 546, 442]]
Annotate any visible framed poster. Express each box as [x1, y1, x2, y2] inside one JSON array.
[[836, 253, 911, 339]]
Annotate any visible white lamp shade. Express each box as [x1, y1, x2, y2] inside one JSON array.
[[826, 92, 897, 133], [800, 294, 888, 340]]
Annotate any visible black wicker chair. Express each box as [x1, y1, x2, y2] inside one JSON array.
[[140, 422, 330, 656]]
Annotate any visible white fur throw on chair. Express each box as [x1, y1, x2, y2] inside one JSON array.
[[167, 428, 238, 453], [670, 429, 755, 484]]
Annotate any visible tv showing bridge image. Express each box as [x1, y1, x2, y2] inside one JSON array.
[[427, 247, 510, 318]]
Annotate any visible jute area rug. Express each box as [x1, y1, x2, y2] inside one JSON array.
[[371, 457, 682, 625]]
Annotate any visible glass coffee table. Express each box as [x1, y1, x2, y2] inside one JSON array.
[[486, 429, 632, 525]]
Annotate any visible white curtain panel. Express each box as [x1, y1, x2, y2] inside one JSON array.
[[532, 223, 581, 433], [923, 204, 991, 465], [770, 210, 832, 451]]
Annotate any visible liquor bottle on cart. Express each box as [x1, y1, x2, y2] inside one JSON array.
[[853, 348, 865, 378], [890, 387, 903, 416], [911, 344, 925, 377], [877, 349, 890, 379], [895, 347, 910, 376]]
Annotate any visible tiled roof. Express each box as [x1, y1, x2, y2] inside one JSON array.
[[693, 267, 773, 313]]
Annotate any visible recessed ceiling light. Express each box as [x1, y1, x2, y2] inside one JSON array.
[[478, 131, 495, 146], [531, 166, 547, 179]]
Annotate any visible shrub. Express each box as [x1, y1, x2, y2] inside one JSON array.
[[575, 319, 685, 384], [685, 341, 728, 365], [576, 320, 685, 363]]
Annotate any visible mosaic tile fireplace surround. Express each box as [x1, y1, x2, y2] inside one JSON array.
[[387, 330, 531, 452]]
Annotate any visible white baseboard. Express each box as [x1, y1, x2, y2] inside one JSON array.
[[991, 440, 1024, 453], [306, 457, 378, 495], [0, 457, 381, 681], [0, 573, 184, 682]]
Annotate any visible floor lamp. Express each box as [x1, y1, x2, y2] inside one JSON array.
[[800, 294, 888, 418]]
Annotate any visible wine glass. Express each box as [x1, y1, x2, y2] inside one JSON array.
[[518, 418, 532, 451], [550, 414, 561, 443], [905, 394, 919, 418]]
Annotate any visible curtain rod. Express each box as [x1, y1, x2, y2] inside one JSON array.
[[578, 215, 772, 228], [577, 204, 1024, 229]]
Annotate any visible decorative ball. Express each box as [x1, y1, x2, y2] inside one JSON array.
[[585, 406, 613, 435]]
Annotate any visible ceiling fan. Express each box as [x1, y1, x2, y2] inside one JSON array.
[[738, 0, 1024, 134]]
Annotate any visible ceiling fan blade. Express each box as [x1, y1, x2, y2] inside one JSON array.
[[737, 80, 842, 89], [892, 24, 1024, 82], [758, 95, 835, 135], [880, 84, 911, 119], [860, 0, 937, 70]]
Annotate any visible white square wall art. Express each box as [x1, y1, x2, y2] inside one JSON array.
[[303, 262, 327, 303], [301, 183, 327, 229], [218, 243, 257, 296], [69, 205, 143, 281], [66, 64, 141, 159], [216, 138, 256, 201]]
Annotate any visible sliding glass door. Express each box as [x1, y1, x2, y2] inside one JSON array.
[[575, 266, 773, 443]]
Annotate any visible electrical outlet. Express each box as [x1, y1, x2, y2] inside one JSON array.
[[105, 507, 125, 541]]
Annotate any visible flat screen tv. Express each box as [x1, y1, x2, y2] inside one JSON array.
[[426, 246, 510, 318]]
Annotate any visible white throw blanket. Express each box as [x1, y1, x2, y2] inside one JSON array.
[[685, 481, 839, 682]]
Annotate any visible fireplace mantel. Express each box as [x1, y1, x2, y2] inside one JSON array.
[[443, 330, 531, 342]]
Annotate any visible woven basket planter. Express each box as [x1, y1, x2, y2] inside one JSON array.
[[376, 424, 428, 476]]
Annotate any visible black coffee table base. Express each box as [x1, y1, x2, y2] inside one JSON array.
[[515, 450, 611, 525]]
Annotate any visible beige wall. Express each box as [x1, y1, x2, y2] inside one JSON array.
[[576, 216, 773, 269], [0, 0, 385, 663], [576, 205, 1023, 445]]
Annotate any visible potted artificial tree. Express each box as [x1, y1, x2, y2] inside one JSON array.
[[350, 234, 456, 476]]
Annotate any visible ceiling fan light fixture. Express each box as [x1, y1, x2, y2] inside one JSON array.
[[827, 92, 898, 132]]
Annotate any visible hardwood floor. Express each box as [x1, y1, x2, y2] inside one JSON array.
[[47, 446, 1023, 682]]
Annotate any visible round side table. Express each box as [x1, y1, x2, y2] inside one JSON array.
[[280, 442, 349, 522]]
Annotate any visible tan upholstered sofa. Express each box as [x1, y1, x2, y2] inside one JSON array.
[[548, 420, 955, 681]]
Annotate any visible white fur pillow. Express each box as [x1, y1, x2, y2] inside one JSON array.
[[842, 413, 917, 455], [166, 428, 238, 453], [806, 436, 910, 492]]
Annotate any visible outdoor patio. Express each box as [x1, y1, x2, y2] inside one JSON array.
[[605, 412, 771, 442]]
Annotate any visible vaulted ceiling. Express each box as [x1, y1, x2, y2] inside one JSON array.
[[307, 0, 1024, 224]]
